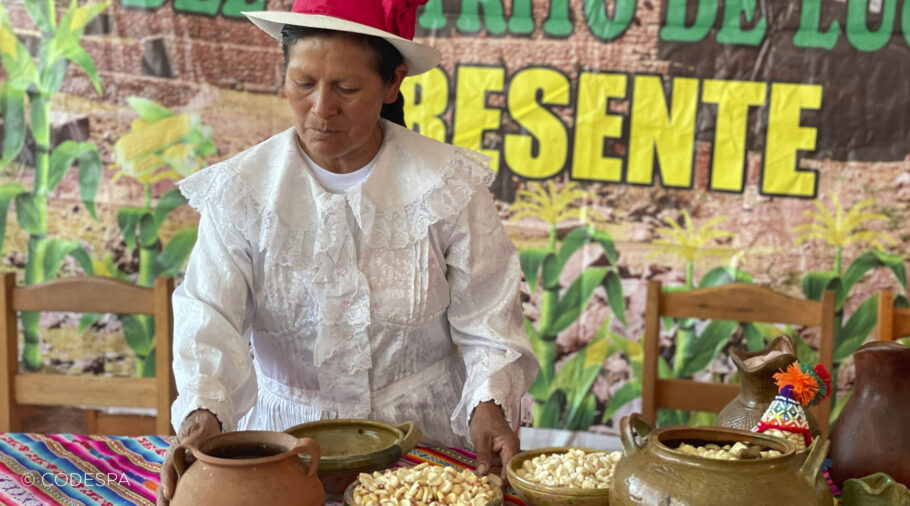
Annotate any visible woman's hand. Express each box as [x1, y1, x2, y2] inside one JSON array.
[[156, 409, 221, 506], [469, 400, 519, 483]]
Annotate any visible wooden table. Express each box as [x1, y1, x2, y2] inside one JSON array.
[[0, 433, 524, 505]]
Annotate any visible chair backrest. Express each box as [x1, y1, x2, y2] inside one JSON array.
[[0, 273, 175, 435], [642, 280, 836, 436], [877, 289, 910, 341]]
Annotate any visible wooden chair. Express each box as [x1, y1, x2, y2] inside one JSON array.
[[642, 280, 836, 436], [877, 290, 910, 341], [0, 273, 175, 435]]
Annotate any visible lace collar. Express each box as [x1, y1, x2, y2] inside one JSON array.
[[180, 120, 494, 250]]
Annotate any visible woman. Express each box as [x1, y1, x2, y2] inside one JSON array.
[[157, 0, 538, 503]]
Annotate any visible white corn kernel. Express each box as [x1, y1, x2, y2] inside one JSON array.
[[517, 450, 622, 491]]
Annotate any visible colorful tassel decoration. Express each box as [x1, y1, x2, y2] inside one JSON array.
[[773, 363, 819, 407], [753, 360, 832, 449], [810, 364, 832, 407]]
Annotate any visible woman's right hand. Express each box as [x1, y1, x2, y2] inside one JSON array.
[[156, 409, 222, 506]]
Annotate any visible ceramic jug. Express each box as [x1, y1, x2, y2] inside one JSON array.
[[717, 335, 821, 438], [170, 430, 325, 506], [829, 341, 910, 489], [612, 413, 833, 506]]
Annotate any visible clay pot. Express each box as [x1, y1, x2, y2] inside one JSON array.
[[717, 335, 821, 439], [611, 413, 833, 506], [829, 341, 910, 489], [170, 430, 325, 506]]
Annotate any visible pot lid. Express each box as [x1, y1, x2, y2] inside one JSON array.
[[285, 419, 420, 471]]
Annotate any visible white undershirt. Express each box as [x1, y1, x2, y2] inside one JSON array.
[[296, 141, 377, 193]]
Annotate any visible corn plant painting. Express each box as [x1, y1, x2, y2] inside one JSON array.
[[0, 0, 108, 370], [78, 97, 213, 377], [513, 181, 627, 429], [791, 194, 906, 421], [650, 210, 736, 291], [605, 210, 756, 427], [599, 194, 907, 429], [650, 211, 743, 381]]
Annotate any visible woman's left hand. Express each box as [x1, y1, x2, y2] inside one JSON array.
[[469, 400, 519, 483]]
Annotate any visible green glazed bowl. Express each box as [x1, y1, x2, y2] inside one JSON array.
[[285, 419, 420, 500], [842, 472, 910, 506], [506, 447, 612, 506]]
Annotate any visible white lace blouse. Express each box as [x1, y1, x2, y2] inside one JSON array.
[[170, 121, 539, 447]]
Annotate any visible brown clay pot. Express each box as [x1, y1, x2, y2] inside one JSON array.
[[829, 341, 910, 489], [717, 335, 821, 439], [170, 430, 325, 506], [611, 413, 833, 506]]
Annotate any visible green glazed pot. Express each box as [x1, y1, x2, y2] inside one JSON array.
[[611, 413, 833, 506], [842, 473, 910, 506]]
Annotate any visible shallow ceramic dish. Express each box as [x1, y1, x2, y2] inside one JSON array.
[[342, 473, 504, 506], [284, 419, 420, 500], [506, 447, 612, 506]]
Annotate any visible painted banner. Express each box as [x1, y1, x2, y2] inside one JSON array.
[[1, 0, 908, 436]]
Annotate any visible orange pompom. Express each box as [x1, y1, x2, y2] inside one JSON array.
[[773, 363, 819, 406]]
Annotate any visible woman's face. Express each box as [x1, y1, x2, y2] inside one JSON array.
[[284, 35, 406, 173]]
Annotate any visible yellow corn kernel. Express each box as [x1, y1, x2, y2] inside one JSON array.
[[115, 115, 191, 163], [120, 154, 164, 180], [0, 26, 18, 60], [161, 142, 192, 163]]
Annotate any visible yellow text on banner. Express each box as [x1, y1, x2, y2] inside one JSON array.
[[627, 76, 699, 188], [504, 67, 571, 179], [452, 65, 505, 171], [702, 79, 767, 192], [763, 83, 823, 197], [402, 67, 450, 143], [571, 72, 627, 183]]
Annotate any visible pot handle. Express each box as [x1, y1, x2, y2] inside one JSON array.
[[292, 437, 322, 478], [620, 413, 653, 455], [799, 437, 830, 487], [172, 444, 197, 479], [394, 421, 421, 457]]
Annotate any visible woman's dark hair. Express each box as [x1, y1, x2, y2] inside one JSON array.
[[280, 25, 407, 127]]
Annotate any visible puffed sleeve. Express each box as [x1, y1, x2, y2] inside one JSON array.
[[170, 166, 259, 433], [444, 175, 540, 439]]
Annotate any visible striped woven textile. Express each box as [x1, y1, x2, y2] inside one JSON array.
[[0, 434, 524, 506], [0, 433, 166, 505]]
